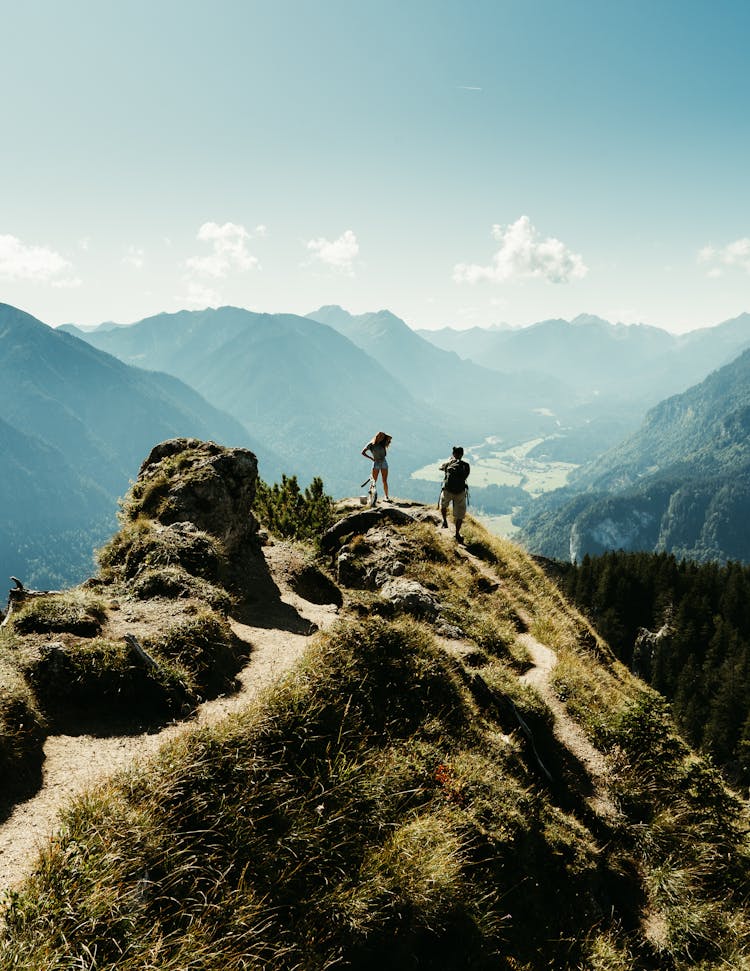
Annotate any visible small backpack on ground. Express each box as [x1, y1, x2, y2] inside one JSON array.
[[444, 459, 470, 493]]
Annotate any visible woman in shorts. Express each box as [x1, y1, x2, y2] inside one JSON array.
[[362, 431, 392, 501]]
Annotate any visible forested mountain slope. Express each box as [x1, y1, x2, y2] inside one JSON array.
[[556, 550, 750, 788], [518, 347, 750, 564]]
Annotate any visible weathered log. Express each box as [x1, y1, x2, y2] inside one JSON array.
[[123, 633, 162, 673], [1, 578, 62, 628], [123, 633, 194, 704]]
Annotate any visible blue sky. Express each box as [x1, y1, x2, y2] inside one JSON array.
[[1, 0, 748, 332]]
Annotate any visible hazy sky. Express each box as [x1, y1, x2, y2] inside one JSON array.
[[1, 0, 749, 332]]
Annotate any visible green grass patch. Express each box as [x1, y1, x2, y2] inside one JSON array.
[[3, 515, 750, 969], [142, 608, 248, 697], [98, 520, 223, 584], [9, 591, 107, 637], [0, 613, 696, 970], [22, 637, 191, 732], [0, 644, 46, 813], [131, 565, 233, 613]]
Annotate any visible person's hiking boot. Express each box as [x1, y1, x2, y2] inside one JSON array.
[[441, 520, 448, 529], [455, 533, 464, 544]]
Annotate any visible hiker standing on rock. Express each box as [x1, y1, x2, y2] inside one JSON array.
[[439, 445, 470, 542], [362, 431, 392, 502]]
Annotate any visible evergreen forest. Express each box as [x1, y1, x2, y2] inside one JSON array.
[[558, 551, 750, 789]]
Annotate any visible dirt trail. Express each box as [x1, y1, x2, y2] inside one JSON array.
[[517, 632, 620, 822], [450, 537, 621, 825], [0, 572, 338, 894]]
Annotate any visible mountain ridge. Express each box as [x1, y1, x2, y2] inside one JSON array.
[[418, 310, 750, 402], [63, 306, 452, 493], [0, 303, 269, 585], [1, 438, 747, 969]]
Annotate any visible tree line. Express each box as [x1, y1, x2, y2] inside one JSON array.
[[558, 550, 750, 789]]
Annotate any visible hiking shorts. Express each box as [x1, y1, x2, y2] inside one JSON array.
[[372, 459, 388, 471], [440, 487, 466, 519]]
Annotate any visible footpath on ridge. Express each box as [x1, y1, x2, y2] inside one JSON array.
[[0, 551, 339, 894], [442, 533, 621, 826]]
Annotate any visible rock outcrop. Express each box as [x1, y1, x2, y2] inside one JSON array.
[[109, 438, 273, 608], [134, 438, 260, 557]]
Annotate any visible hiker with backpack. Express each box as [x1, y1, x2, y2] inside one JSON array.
[[362, 431, 392, 502], [439, 445, 470, 542]]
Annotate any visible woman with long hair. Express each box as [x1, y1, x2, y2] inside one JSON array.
[[361, 431, 392, 501]]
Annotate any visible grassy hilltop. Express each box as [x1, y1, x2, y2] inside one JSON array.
[[0, 440, 748, 970]]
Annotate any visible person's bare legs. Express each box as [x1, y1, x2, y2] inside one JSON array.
[[439, 490, 449, 527], [455, 518, 464, 543], [381, 468, 390, 499]]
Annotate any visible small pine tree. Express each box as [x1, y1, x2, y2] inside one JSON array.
[[254, 474, 333, 542]]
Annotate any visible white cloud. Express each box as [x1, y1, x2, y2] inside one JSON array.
[[0, 233, 77, 284], [123, 245, 145, 269], [454, 216, 588, 285], [699, 237, 750, 275], [186, 221, 259, 278], [306, 229, 359, 274]]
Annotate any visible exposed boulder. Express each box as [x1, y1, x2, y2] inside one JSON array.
[[335, 527, 415, 590], [264, 542, 343, 606], [289, 562, 342, 606], [320, 506, 415, 554], [633, 620, 673, 680], [379, 579, 439, 620], [106, 522, 223, 583]]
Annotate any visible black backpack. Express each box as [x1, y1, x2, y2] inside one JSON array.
[[444, 459, 469, 493]]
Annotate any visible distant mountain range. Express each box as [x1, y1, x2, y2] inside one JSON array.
[[306, 305, 574, 441], [518, 346, 750, 563], [8, 299, 750, 581], [62, 307, 452, 495], [70, 307, 750, 489], [417, 311, 750, 467], [0, 304, 263, 586], [420, 312, 750, 404]]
